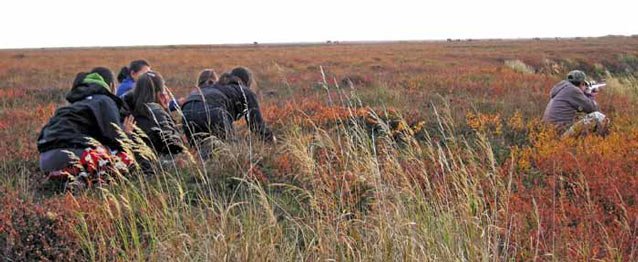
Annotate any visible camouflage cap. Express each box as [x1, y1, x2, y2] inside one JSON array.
[[567, 70, 586, 82]]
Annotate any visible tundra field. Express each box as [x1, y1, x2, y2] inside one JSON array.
[[0, 37, 637, 261]]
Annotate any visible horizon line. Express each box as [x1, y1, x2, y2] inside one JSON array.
[[1, 34, 636, 51]]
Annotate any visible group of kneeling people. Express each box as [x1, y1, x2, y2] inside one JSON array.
[[37, 59, 274, 185]]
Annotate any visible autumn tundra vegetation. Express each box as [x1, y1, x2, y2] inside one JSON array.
[[0, 36, 637, 261]]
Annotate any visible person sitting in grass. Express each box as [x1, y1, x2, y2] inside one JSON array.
[[37, 67, 136, 185], [123, 71, 184, 160], [182, 67, 274, 158], [542, 70, 609, 137]]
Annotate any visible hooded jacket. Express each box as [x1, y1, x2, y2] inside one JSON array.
[[123, 95, 183, 156], [183, 82, 272, 140], [37, 74, 126, 153], [542, 80, 598, 127]]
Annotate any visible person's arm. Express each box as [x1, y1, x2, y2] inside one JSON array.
[[567, 87, 598, 113], [149, 106, 184, 155], [92, 97, 126, 151], [242, 88, 273, 141]]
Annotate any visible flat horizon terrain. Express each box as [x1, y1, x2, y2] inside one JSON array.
[[1, 36, 637, 261]]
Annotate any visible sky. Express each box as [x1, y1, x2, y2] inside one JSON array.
[[1, 0, 636, 49]]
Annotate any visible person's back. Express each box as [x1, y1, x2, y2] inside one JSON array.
[[125, 98, 183, 156], [192, 82, 252, 117], [124, 71, 184, 157], [37, 69, 136, 184], [184, 83, 233, 110], [38, 73, 125, 153], [542, 80, 598, 127], [184, 81, 271, 138]]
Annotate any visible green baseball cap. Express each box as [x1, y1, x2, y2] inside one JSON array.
[[567, 70, 586, 82]]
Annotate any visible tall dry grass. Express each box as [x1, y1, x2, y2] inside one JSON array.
[[1, 38, 637, 261], [65, 100, 513, 261]]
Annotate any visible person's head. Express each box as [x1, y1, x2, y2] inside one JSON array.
[[217, 72, 243, 86], [72, 72, 89, 89], [117, 59, 151, 83], [567, 70, 587, 90], [197, 69, 218, 87], [72, 67, 115, 92], [230, 67, 253, 87], [90, 67, 115, 92], [131, 71, 168, 116]]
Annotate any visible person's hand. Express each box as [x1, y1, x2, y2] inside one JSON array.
[[159, 91, 171, 109], [178, 97, 187, 105], [123, 115, 136, 134]]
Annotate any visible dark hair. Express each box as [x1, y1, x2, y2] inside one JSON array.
[[131, 71, 164, 117], [117, 59, 151, 83], [72, 72, 89, 89], [217, 72, 244, 86], [230, 67, 253, 87], [197, 69, 218, 87], [72, 67, 114, 89]]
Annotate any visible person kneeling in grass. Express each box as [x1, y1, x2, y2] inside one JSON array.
[[182, 67, 274, 158], [542, 70, 610, 137], [37, 67, 136, 186], [123, 71, 185, 165]]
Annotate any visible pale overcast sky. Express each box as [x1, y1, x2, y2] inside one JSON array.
[[1, 0, 636, 49]]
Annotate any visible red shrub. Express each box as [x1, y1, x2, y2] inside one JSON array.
[[505, 123, 638, 260], [0, 189, 84, 261]]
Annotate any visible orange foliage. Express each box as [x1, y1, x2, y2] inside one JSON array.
[[262, 98, 370, 126], [505, 119, 638, 260], [466, 111, 502, 135]]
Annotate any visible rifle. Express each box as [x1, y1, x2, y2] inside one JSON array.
[[585, 81, 607, 95]]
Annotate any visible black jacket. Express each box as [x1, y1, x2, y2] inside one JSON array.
[[37, 84, 125, 153], [123, 96, 183, 156], [183, 82, 273, 140]]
